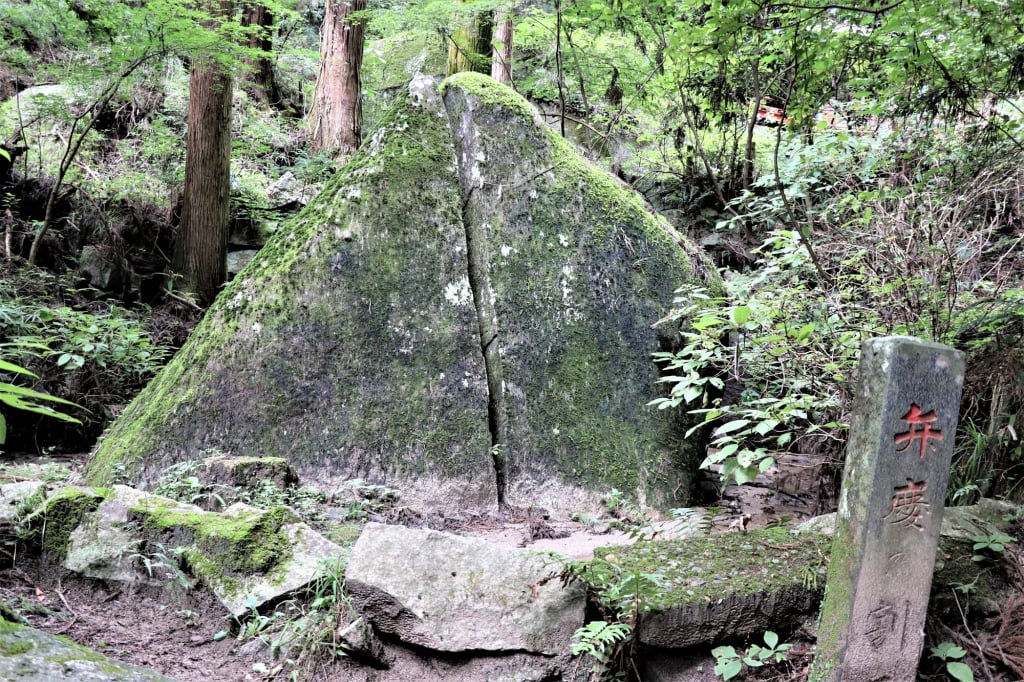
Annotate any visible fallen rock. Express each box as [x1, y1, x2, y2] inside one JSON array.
[[794, 498, 1018, 539], [586, 527, 831, 649], [64, 485, 159, 583], [21, 486, 108, 561], [0, 619, 173, 681], [0, 481, 46, 526], [56, 485, 344, 617], [345, 522, 584, 656], [128, 497, 345, 616]]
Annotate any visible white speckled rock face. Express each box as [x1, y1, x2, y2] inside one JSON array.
[[90, 74, 714, 509]]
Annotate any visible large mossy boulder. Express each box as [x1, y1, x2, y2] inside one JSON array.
[[87, 73, 714, 508]]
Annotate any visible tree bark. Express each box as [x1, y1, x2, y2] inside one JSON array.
[[490, 10, 513, 83], [178, 19, 233, 306], [240, 3, 277, 106], [309, 0, 366, 157], [446, 11, 492, 76]]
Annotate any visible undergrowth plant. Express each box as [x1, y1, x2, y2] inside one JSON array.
[[653, 122, 1024, 494], [712, 631, 792, 680], [930, 642, 975, 682], [0, 275, 170, 445], [220, 557, 352, 681], [561, 557, 665, 680]]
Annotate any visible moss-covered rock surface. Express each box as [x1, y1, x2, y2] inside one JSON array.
[[87, 75, 714, 507], [0, 619, 173, 681], [584, 527, 830, 648]]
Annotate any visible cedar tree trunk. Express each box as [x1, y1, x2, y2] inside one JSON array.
[[240, 3, 277, 106], [309, 0, 366, 156], [178, 32, 233, 306], [490, 9, 513, 83], [446, 11, 492, 76]]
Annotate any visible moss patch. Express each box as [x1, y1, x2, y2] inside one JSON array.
[[131, 501, 296, 577], [20, 487, 110, 560], [591, 527, 831, 610]]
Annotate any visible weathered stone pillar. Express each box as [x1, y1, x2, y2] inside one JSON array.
[[811, 336, 965, 681]]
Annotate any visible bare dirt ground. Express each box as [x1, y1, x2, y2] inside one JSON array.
[[0, 452, 932, 682], [0, 452, 829, 680]]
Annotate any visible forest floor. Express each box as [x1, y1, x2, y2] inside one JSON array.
[[0, 453, 1017, 681]]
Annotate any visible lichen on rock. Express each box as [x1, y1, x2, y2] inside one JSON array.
[[87, 75, 715, 509]]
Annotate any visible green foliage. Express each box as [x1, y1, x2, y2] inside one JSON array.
[[571, 620, 633, 677], [970, 533, 1014, 562], [930, 642, 975, 682], [219, 557, 352, 679], [131, 542, 194, 599], [712, 631, 792, 681], [0, 348, 82, 445], [3, 301, 168, 435], [652, 236, 859, 485], [561, 557, 664, 680], [653, 113, 1024, 487]]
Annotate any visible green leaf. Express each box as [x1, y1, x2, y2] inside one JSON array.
[[0, 359, 37, 378], [764, 631, 779, 649], [932, 642, 967, 660], [734, 465, 759, 485], [693, 315, 726, 331], [713, 419, 750, 436], [0, 413, 6, 445], [795, 323, 816, 342], [731, 305, 751, 326], [946, 662, 974, 682]]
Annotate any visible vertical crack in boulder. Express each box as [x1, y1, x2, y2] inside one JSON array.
[[448, 125, 509, 507]]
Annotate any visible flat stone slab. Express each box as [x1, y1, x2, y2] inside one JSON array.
[[590, 527, 831, 649], [0, 620, 173, 681], [344, 522, 584, 655]]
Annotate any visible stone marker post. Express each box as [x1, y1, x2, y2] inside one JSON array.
[[811, 336, 965, 682]]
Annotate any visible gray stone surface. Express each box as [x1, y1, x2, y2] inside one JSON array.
[[63, 485, 167, 583], [0, 620, 172, 681], [79, 245, 125, 291], [128, 499, 346, 617], [344, 522, 584, 655], [795, 498, 1018, 539], [63, 487, 345, 617], [812, 336, 965, 682], [89, 73, 714, 509], [0, 481, 45, 526]]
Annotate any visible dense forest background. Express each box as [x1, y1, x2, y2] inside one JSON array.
[[0, 0, 1022, 506]]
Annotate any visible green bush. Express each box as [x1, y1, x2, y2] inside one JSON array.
[[0, 277, 170, 448]]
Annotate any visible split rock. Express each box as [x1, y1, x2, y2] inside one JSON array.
[[87, 73, 715, 508]]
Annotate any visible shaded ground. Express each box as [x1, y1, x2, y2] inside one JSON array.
[[0, 452, 1018, 681]]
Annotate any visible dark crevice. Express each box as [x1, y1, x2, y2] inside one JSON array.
[[457, 183, 509, 508]]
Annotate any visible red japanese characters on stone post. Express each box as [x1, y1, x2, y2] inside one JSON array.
[[894, 403, 944, 459], [811, 337, 964, 682]]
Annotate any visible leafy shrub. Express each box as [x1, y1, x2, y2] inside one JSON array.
[[0, 275, 170, 448], [654, 121, 1024, 495]]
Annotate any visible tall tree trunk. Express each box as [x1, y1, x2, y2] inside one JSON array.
[[240, 3, 277, 106], [309, 0, 366, 157], [178, 17, 233, 306], [490, 9, 513, 83], [446, 11, 492, 76]]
